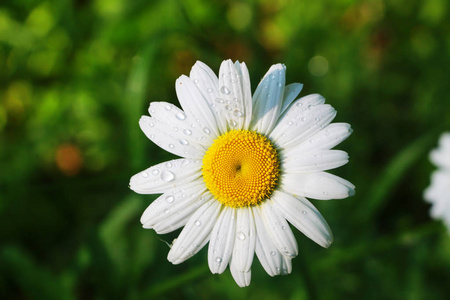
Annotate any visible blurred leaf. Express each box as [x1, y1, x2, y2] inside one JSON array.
[[356, 133, 437, 222], [99, 194, 143, 274], [0, 246, 75, 300]]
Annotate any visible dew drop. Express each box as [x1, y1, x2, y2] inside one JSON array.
[[323, 191, 329, 195], [165, 105, 172, 111], [141, 171, 148, 178], [220, 86, 231, 95], [151, 169, 159, 175], [164, 209, 170, 214], [165, 162, 172, 168], [233, 110, 243, 117], [176, 112, 186, 120], [270, 251, 276, 256], [193, 79, 199, 84], [302, 211, 307, 215], [169, 144, 174, 149], [179, 139, 189, 145], [277, 82, 282, 87], [282, 226, 286, 230], [309, 139, 314, 143], [315, 117, 320, 121], [237, 231, 246, 240], [215, 257, 222, 263], [270, 74, 275, 79], [288, 121, 293, 125], [194, 220, 201, 227], [149, 122, 154, 127], [225, 104, 232, 111], [207, 88, 213, 93], [215, 98, 224, 103], [161, 170, 175, 182], [230, 120, 237, 127], [203, 127, 211, 134], [301, 117, 307, 122], [165, 195, 174, 203], [296, 102, 302, 107], [181, 160, 190, 168], [183, 129, 192, 135]]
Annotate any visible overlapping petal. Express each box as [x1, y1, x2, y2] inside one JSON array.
[[129, 158, 201, 194]]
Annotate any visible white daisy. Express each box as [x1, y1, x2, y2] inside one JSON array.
[[130, 59, 354, 287], [424, 132, 450, 231]]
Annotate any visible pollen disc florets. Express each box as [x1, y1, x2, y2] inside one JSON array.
[[202, 130, 280, 208]]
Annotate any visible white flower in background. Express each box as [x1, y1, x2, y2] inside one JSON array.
[[424, 133, 450, 230], [129, 60, 354, 287]]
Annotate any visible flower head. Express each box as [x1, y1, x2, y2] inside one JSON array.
[[424, 132, 450, 231], [130, 60, 354, 287]]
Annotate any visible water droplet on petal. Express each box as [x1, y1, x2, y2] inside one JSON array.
[[296, 102, 302, 107], [194, 79, 199, 84], [309, 139, 314, 143], [225, 104, 232, 111], [183, 129, 192, 135], [282, 226, 286, 230], [302, 211, 307, 215], [237, 231, 246, 240], [203, 127, 211, 134], [220, 86, 231, 95], [161, 170, 175, 182], [181, 160, 190, 168], [277, 82, 282, 87], [165, 105, 172, 111], [270, 251, 276, 256], [215, 257, 222, 263], [233, 110, 243, 117], [165, 195, 174, 203], [230, 120, 237, 127], [141, 171, 148, 178], [149, 122, 154, 127], [288, 121, 293, 125], [169, 144, 174, 149], [165, 162, 172, 168], [207, 88, 213, 93], [301, 117, 307, 122], [176, 112, 186, 120], [164, 209, 170, 214], [152, 169, 159, 175], [179, 139, 189, 145], [323, 191, 329, 195], [215, 98, 224, 103], [194, 220, 201, 227]]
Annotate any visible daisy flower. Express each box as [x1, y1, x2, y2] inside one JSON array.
[[129, 59, 354, 287], [424, 132, 450, 231]]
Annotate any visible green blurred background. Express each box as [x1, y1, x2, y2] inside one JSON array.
[[1, 0, 450, 299]]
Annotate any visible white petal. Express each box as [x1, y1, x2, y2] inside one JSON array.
[[148, 102, 213, 147], [252, 206, 287, 277], [139, 116, 205, 158], [282, 150, 349, 173], [280, 83, 303, 114], [269, 100, 336, 149], [208, 207, 236, 274], [234, 61, 253, 129], [189, 61, 227, 135], [129, 158, 201, 194], [282, 123, 353, 156], [176, 75, 220, 138], [231, 207, 256, 273], [167, 199, 221, 264], [140, 179, 206, 228], [251, 64, 286, 135], [272, 190, 333, 248], [260, 201, 298, 257], [209, 59, 253, 131], [230, 259, 251, 287], [280, 171, 355, 200]]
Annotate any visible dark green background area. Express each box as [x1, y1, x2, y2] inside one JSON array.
[[1, 0, 450, 299]]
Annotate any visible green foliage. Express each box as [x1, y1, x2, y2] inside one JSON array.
[[1, 0, 450, 299]]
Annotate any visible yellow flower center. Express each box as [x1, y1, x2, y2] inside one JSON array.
[[202, 130, 280, 208]]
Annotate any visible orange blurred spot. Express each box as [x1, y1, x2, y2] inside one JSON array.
[[55, 144, 83, 176]]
